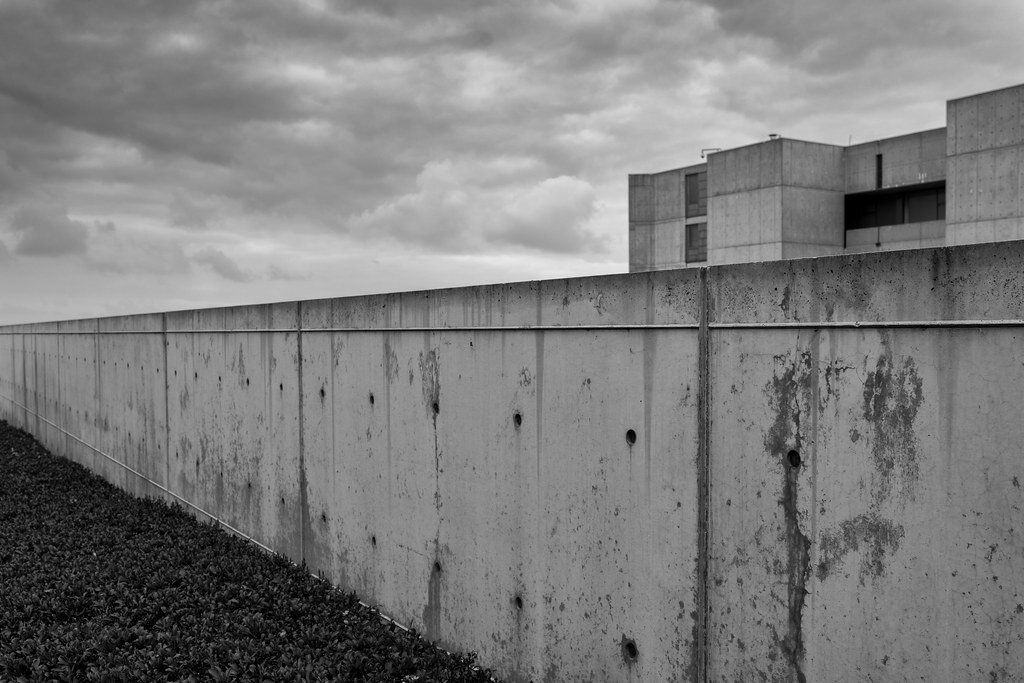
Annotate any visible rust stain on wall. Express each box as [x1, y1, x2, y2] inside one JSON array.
[[862, 347, 924, 502], [817, 512, 905, 584]]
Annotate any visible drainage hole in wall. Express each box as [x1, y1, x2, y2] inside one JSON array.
[[371, 535, 377, 547], [433, 561, 442, 574], [194, 372, 198, 379], [432, 401, 440, 415], [513, 412, 522, 428], [218, 376, 222, 383], [280, 383, 284, 391], [514, 595, 523, 610], [369, 392, 375, 405], [788, 449, 801, 468], [320, 387, 326, 399], [246, 377, 249, 386], [625, 429, 637, 445], [622, 637, 639, 663]]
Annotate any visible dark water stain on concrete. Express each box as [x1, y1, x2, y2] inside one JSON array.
[[817, 512, 905, 584], [423, 558, 442, 641], [763, 351, 820, 683], [781, 460, 810, 683], [382, 337, 400, 383], [419, 348, 440, 414], [763, 351, 813, 457], [862, 349, 924, 501]]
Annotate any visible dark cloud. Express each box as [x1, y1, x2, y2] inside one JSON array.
[[193, 247, 251, 282], [5, 204, 90, 257], [168, 194, 212, 230], [1, 0, 1024, 323]]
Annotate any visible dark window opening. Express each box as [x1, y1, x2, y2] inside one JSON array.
[[686, 222, 707, 263], [845, 182, 945, 231], [685, 171, 707, 218]]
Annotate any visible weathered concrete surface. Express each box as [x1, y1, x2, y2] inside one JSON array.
[[706, 244, 1024, 681], [2, 243, 1024, 681]]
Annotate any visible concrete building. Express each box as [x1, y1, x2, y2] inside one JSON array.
[[629, 82, 1024, 271]]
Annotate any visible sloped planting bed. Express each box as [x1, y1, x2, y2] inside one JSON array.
[[0, 421, 495, 682]]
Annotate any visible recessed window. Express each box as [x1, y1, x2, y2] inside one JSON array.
[[686, 222, 707, 263], [685, 171, 707, 218], [845, 182, 946, 230]]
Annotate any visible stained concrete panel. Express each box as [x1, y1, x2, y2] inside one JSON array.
[[950, 84, 1024, 155], [780, 186, 845, 246], [653, 169, 684, 223], [845, 129, 947, 194], [165, 305, 302, 561], [709, 141, 782, 196], [56, 320, 100, 471], [782, 140, 844, 191], [628, 174, 654, 223], [419, 328, 700, 681], [707, 327, 1024, 681]]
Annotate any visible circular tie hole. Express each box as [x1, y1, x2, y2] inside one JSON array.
[[371, 535, 377, 547], [513, 412, 522, 428], [514, 595, 523, 610], [788, 450, 801, 468], [246, 378, 249, 386], [320, 387, 326, 399], [369, 393, 375, 405], [280, 383, 284, 391], [625, 429, 637, 445]]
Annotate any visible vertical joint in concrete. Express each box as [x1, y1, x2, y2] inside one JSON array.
[[296, 301, 308, 565], [162, 313, 171, 502], [695, 265, 712, 682]]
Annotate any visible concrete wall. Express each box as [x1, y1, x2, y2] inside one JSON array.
[[707, 139, 844, 265], [947, 84, 1024, 246], [629, 163, 707, 272], [3, 242, 1024, 681], [845, 128, 947, 193]]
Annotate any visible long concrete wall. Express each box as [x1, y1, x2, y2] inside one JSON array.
[[2, 243, 1023, 682]]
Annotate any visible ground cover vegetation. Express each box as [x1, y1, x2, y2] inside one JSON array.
[[0, 421, 496, 682]]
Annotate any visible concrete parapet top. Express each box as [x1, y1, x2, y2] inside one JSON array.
[[708, 240, 1024, 325], [4, 242, 1024, 333]]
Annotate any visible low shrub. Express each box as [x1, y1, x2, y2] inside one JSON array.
[[0, 421, 495, 682]]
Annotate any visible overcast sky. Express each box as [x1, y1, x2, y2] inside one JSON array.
[[1, 0, 1023, 324]]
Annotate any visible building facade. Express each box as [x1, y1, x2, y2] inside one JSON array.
[[629, 83, 1024, 271]]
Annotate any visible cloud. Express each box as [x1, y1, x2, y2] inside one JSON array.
[[268, 265, 306, 281], [0, 0, 1023, 324], [168, 193, 212, 229], [350, 158, 603, 253], [5, 204, 90, 257], [193, 246, 251, 282]]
